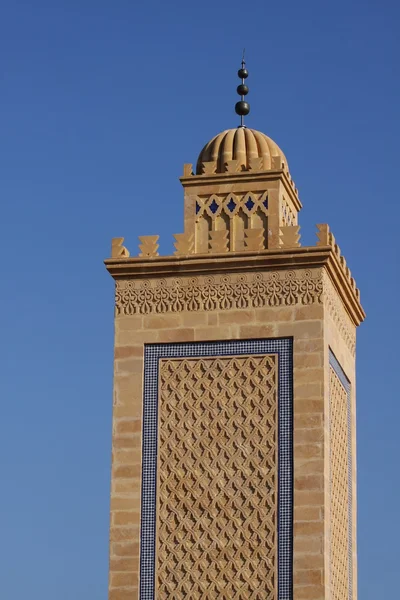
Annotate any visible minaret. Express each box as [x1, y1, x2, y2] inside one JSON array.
[[105, 60, 365, 600]]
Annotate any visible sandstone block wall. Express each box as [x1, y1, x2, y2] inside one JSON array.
[[107, 264, 356, 600]]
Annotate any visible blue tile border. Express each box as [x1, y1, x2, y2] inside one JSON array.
[[140, 338, 293, 600], [329, 350, 352, 600]]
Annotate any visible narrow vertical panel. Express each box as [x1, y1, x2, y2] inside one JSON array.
[[329, 351, 352, 600]]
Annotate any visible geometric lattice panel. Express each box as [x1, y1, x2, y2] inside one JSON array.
[[140, 339, 293, 600], [158, 355, 277, 599], [329, 351, 352, 600]]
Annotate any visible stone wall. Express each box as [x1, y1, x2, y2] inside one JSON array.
[[108, 265, 337, 600]]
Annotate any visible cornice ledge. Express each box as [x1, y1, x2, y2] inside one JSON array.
[[105, 246, 329, 279]]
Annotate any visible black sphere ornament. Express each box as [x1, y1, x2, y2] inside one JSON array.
[[235, 101, 250, 116], [236, 53, 250, 126], [237, 84, 249, 96]]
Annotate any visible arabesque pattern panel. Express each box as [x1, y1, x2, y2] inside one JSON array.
[[158, 355, 277, 598], [329, 353, 352, 600], [139, 339, 293, 600]]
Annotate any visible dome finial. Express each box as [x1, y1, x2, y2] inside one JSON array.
[[235, 49, 250, 127]]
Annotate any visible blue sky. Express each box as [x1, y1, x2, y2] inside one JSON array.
[[0, 0, 398, 598]]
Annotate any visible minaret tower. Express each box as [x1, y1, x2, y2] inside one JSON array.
[[105, 60, 365, 600]]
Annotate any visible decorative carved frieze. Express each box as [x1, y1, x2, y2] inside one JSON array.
[[115, 268, 323, 316]]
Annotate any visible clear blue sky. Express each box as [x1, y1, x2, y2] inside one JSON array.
[[0, 1, 398, 598]]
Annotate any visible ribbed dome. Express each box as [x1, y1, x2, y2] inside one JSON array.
[[196, 127, 288, 175]]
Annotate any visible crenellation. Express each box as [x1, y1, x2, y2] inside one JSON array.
[[138, 235, 159, 257], [248, 156, 264, 171], [111, 237, 130, 258], [225, 159, 241, 173], [280, 225, 301, 247], [173, 232, 194, 255], [244, 227, 264, 251], [271, 155, 285, 170], [316, 223, 330, 246], [316, 223, 362, 307], [334, 241, 340, 257], [183, 163, 193, 177], [200, 161, 217, 175], [209, 229, 229, 253]]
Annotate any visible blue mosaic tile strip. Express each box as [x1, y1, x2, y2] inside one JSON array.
[[329, 350, 352, 600], [140, 338, 293, 600]]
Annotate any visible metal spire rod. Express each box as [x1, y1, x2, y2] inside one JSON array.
[[235, 49, 250, 127]]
